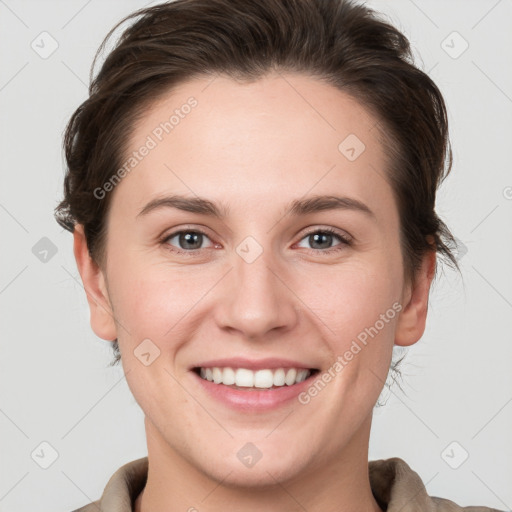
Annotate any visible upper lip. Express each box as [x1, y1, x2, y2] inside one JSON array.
[[191, 357, 318, 371]]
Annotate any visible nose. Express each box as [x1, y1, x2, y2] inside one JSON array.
[[214, 247, 300, 341]]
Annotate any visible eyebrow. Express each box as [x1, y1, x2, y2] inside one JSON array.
[[136, 194, 375, 220]]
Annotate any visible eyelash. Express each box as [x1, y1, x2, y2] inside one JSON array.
[[160, 227, 352, 256]]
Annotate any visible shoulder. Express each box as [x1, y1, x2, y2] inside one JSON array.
[[69, 457, 148, 512], [430, 496, 506, 512], [70, 499, 100, 512], [369, 457, 505, 512]]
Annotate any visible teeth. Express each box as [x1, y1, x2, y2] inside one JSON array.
[[253, 369, 273, 389], [284, 368, 297, 385], [212, 367, 223, 384], [273, 368, 285, 386], [297, 369, 309, 382], [197, 367, 312, 388], [222, 367, 235, 385], [235, 368, 254, 387]]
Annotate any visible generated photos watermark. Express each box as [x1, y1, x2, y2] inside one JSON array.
[[298, 301, 403, 405], [93, 96, 198, 200]]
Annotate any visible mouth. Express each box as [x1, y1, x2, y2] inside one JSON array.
[[192, 366, 320, 391]]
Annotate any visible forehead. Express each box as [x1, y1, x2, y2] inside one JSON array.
[[112, 72, 393, 220]]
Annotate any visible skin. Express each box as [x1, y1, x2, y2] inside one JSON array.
[[73, 72, 436, 512]]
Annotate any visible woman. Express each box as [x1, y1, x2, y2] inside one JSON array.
[[55, 0, 505, 510]]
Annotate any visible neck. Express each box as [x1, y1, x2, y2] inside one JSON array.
[[135, 414, 383, 512]]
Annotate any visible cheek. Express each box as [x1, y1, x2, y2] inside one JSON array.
[[107, 252, 202, 340], [302, 256, 402, 337], [109, 265, 198, 417], [301, 255, 402, 395]]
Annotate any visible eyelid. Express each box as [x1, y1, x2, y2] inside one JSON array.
[[298, 225, 353, 243], [160, 224, 353, 255], [160, 225, 216, 254], [294, 226, 352, 254]]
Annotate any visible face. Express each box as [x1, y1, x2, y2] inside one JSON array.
[[77, 72, 432, 487]]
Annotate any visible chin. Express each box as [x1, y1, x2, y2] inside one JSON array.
[[209, 457, 310, 489], [193, 440, 317, 490]]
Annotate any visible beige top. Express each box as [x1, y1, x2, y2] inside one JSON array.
[[71, 456, 504, 512]]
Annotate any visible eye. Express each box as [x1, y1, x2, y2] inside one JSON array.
[[296, 228, 352, 254], [161, 228, 215, 255], [160, 226, 352, 256]]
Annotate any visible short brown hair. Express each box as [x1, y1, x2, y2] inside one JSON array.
[[55, 0, 460, 367]]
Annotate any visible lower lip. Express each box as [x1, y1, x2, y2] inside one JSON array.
[[191, 370, 318, 412]]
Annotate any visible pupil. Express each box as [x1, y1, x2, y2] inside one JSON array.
[[311, 233, 331, 249], [181, 232, 201, 249]]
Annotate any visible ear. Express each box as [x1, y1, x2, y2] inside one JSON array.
[[394, 248, 437, 347], [73, 224, 117, 341]]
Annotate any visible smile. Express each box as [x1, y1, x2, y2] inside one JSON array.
[[194, 366, 319, 390]]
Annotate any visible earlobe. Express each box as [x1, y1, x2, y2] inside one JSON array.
[[73, 224, 117, 341], [394, 249, 437, 347]]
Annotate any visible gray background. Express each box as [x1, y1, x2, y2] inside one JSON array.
[[0, 0, 511, 510]]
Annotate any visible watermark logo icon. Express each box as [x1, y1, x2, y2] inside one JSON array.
[[31, 441, 59, 469], [441, 31, 469, 59], [31, 31, 59, 59], [237, 442, 263, 468], [338, 134, 366, 161], [32, 237, 58, 263], [441, 441, 469, 469], [453, 236, 468, 261], [236, 236, 263, 264], [134, 338, 161, 366]]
